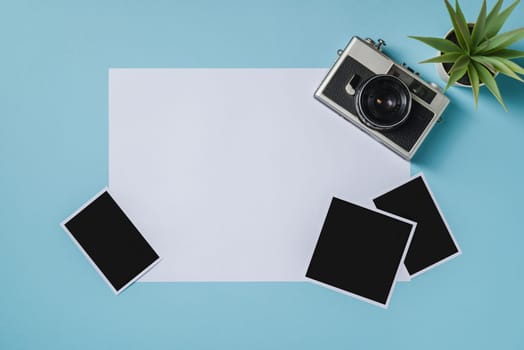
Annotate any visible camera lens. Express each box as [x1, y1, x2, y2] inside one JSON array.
[[356, 75, 411, 130]]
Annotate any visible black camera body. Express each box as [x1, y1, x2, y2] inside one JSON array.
[[315, 36, 449, 160]]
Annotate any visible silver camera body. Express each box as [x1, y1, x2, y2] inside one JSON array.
[[315, 36, 449, 160]]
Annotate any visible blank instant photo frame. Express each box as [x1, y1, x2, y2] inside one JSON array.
[[373, 174, 461, 278], [61, 188, 160, 294], [306, 197, 416, 308]]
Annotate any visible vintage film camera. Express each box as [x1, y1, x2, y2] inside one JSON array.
[[315, 36, 449, 160]]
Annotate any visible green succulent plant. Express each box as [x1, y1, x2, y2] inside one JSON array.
[[410, 0, 524, 110]]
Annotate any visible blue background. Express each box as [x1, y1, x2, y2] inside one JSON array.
[[2, 0, 524, 348]]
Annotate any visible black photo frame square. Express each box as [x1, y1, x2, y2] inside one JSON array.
[[373, 174, 460, 278], [306, 197, 416, 308], [61, 189, 160, 294]]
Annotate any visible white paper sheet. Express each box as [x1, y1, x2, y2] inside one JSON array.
[[109, 69, 410, 281]]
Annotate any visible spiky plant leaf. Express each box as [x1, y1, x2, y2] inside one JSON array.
[[485, 0, 521, 38], [444, 56, 470, 91], [453, 0, 472, 50], [470, 56, 496, 73], [474, 61, 508, 111], [471, 0, 487, 47], [476, 27, 524, 53], [467, 63, 480, 108], [485, 0, 504, 36], [472, 56, 524, 81], [499, 58, 524, 74], [409, 36, 462, 53], [420, 52, 463, 63], [444, 0, 468, 49], [449, 55, 470, 74], [487, 48, 524, 59]]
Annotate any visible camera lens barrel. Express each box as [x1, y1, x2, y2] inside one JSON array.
[[356, 74, 412, 130]]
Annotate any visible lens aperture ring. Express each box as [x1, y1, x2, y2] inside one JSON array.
[[355, 74, 412, 130]]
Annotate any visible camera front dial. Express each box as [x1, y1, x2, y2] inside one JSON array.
[[356, 74, 412, 130]]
